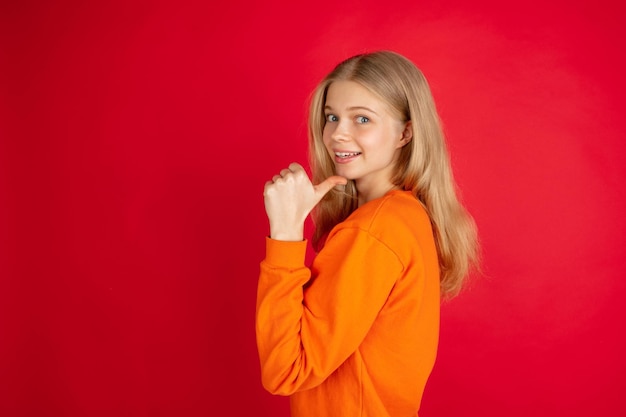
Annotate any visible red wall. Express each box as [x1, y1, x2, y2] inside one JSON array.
[[1, 1, 625, 416]]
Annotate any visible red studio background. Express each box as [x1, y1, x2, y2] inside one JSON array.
[[1, 0, 625, 416]]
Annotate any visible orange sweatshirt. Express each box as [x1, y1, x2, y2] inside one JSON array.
[[256, 190, 440, 417]]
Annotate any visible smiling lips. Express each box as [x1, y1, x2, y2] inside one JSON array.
[[334, 151, 362, 163]]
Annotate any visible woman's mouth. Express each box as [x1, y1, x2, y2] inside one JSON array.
[[334, 151, 361, 163], [335, 151, 361, 158]]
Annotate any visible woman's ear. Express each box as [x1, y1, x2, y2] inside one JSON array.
[[399, 121, 413, 147]]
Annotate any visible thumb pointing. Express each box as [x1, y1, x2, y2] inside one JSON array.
[[313, 175, 348, 199]]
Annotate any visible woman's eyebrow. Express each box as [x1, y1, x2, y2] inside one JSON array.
[[324, 105, 379, 115], [348, 106, 379, 115]]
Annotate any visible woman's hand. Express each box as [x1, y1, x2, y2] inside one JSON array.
[[263, 163, 347, 241]]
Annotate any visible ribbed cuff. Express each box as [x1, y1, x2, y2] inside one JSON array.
[[265, 237, 307, 269]]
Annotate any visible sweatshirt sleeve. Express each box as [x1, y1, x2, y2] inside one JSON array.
[[256, 226, 403, 395]]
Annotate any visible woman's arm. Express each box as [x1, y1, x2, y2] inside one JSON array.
[[256, 227, 403, 395]]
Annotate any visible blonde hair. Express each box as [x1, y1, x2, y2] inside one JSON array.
[[308, 51, 479, 298]]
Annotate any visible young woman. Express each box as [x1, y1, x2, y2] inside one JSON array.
[[256, 51, 479, 417]]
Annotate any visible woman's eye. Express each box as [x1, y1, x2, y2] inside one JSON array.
[[325, 114, 338, 122], [356, 116, 369, 124]]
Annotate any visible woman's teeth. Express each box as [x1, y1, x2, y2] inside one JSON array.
[[335, 152, 361, 158]]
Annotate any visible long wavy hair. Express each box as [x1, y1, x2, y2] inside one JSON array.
[[308, 51, 479, 297]]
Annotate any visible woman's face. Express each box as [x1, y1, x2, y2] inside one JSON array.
[[322, 80, 411, 201]]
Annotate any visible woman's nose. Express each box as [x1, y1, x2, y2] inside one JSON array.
[[331, 122, 350, 142]]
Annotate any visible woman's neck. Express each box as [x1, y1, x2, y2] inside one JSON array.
[[356, 181, 401, 206]]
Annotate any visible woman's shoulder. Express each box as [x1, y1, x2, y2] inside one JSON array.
[[329, 190, 436, 263], [347, 190, 430, 231], [328, 190, 432, 251]]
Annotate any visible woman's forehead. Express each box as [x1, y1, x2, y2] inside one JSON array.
[[325, 80, 402, 119]]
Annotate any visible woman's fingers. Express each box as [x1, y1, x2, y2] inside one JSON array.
[[313, 175, 348, 199], [288, 162, 305, 173], [264, 163, 347, 241]]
